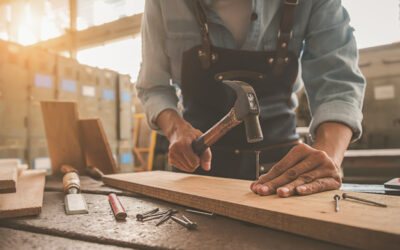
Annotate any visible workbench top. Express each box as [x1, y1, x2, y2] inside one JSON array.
[[0, 176, 350, 250]]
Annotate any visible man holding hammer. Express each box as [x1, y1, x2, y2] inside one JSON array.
[[136, 0, 365, 197]]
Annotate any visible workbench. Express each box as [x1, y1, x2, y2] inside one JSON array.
[[0, 176, 354, 250]]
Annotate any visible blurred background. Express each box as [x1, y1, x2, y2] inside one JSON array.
[[0, 0, 399, 184]]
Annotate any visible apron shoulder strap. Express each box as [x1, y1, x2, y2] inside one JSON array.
[[274, 0, 298, 75], [193, 0, 213, 69]]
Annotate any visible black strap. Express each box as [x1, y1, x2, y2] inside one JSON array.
[[193, 0, 212, 69], [274, 0, 298, 75]]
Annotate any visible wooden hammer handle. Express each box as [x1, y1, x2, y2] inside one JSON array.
[[192, 108, 242, 156]]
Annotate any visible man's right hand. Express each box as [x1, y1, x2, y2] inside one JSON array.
[[156, 109, 212, 172]]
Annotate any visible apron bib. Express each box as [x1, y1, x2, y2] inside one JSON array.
[[176, 0, 300, 180]]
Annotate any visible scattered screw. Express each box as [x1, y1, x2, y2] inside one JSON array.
[[185, 209, 214, 217], [333, 194, 340, 212], [142, 209, 178, 221], [156, 209, 173, 226], [136, 208, 159, 221], [342, 193, 387, 207], [171, 215, 197, 230]]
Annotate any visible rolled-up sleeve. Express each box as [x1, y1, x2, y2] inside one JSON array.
[[136, 0, 180, 131], [301, 0, 366, 142]]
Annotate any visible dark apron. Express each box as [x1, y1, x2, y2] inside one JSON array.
[[175, 0, 300, 180]]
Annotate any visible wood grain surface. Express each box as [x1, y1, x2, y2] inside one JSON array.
[[79, 119, 118, 174], [0, 160, 18, 193], [103, 171, 400, 249], [41, 101, 86, 175], [0, 170, 46, 219]]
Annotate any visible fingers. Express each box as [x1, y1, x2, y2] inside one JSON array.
[[200, 148, 212, 171], [169, 138, 200, 172], [251, 147, 325, 194], [250, 145, 342, 197], [169, 152, 193, 172], [276, 163, 341, 197], [296, 177, 342, 195], [256, 144, 313, 184]]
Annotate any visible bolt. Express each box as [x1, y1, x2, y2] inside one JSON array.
[[342, 193, 387, 207], [136, 208, 159, 221], [156, 209, 173, 226], [171, 215, 197, 230], [185, 209, 214, 217], [333, 194, 340, 212], [141, 209, 178, 221]]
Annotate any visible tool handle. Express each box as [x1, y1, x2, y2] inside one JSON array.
[[191, 108, 242, 156], [192, 136, 208, 156], [62, 172, 81, 193], [60, 164, 78, 174]]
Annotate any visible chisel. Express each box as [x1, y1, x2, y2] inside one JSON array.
[[61, 164, 88, 215]]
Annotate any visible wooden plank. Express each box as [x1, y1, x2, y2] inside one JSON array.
[[0, 160, 18, 193], [0, 170, 46, 219], [79, 119, 118, 175], [41, 101, 86, 175], [103, 171, 400, 249]]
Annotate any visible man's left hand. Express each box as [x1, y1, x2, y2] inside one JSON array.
[[250, 122, 354, 197], [250, 143, 341, 197]]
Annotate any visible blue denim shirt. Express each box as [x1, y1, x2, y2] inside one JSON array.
[[136, 0, 366, 141]]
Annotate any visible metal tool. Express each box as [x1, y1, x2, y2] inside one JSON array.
[[108, 193, 127, 220], [136, 208, 159, 221], [156, 209, 174, 226], [61, 164, 88, 215], [171, 215, 197, 230], [185, 208, 214, 217], [333, 194, 340, 212], [342, 193, 387, 207], [191, 80, 263, 156], [142, 209, 179, 222], [255, 151, 260, 180]]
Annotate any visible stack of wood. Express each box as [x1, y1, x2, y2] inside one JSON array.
[[0, 159, 45, 219]]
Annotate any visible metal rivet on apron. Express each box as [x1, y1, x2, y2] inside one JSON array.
[[211, 53, 218, 62], [198, 50, 205, 56], [234, 149, 240, 154], [258, 74, 264, 79], [268, 58, 274, 64], [281, 42, 287, 48], [284, 57, 289, 63]]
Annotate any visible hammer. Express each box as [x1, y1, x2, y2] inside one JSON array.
[[192, 80, 264, 156]]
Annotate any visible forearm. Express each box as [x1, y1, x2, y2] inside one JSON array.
[[312, 122, 353, 167], [156, 109, 191, 140]]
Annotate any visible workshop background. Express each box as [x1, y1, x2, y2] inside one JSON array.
[[0, 0, 400, 184]]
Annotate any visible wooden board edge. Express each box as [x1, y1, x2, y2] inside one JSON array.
[[0, 207, 42, 219], [103, 175, 400, 249], [79, 118, 119, 174]]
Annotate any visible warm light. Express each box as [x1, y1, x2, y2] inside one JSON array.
[[343, 0, 400, 48]]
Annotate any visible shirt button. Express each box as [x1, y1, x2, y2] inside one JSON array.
[[251, 12, 258, 21]]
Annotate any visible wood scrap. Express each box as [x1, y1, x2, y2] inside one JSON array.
[[0, 160, 19, 193], [79, 119, 118, 175], [41, 101, 86, 175], [103, 171, 400, 249], [0, 170, 46, 219]]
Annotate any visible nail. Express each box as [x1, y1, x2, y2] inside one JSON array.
[[261, 186, 269, 193], [342, 193, 387, 207], [185, 209, 214, 217]]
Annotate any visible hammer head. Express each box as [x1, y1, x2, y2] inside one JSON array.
[[222, 80, 264, 143]]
